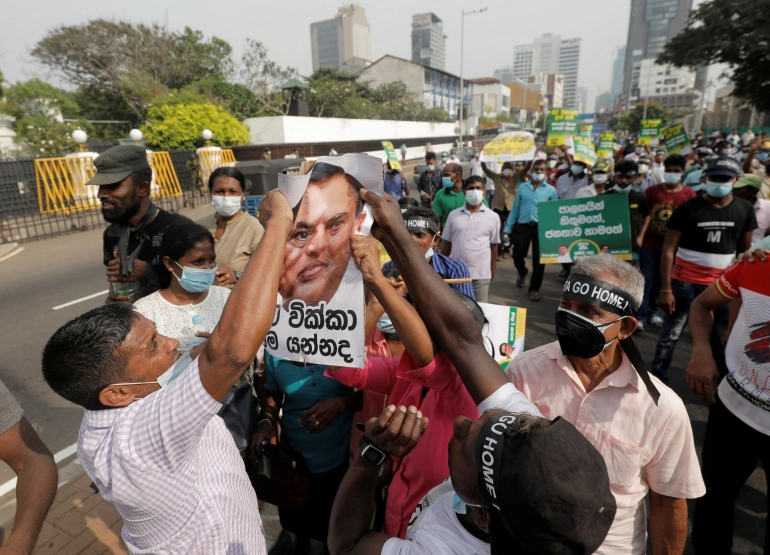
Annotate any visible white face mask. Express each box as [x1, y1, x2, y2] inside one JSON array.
[[212, 195, 243, 217], [638, 164, 650, 174], [532, 172, 547, 182], [502, 169, 513, 177], [593, 174, 609, 185], [465, 189, 484, 206], [547, 160, 557, 168], [110, 352, 192, 395]]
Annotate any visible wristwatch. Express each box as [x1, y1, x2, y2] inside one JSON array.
[[234, 270, 242, 281], [359, 436, 388, 466]]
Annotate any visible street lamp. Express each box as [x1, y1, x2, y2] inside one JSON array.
[[202, 129, 213, 147], [72, 129, 88, 153], [459, 7, 487, 147], [129, 129, 143, 145]]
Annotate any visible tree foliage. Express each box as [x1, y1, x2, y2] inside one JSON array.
[[0, 79, 79, 120], [609, 103, 670, 132], [239, 39, 296, 116], [188, 78, 263, 118], [141, 102, 248, 150], [657, 0, 770, 111]]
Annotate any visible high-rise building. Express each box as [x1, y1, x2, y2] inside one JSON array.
[[512, 34, 581, 110], [611, 46, 626, 98], [411, 13, 446, 70], [622, 0, 692, 99], [493, 66, 515, 84], [595, 91, 616, 113], [310, 4, 371, 72], [524, 73, 565, 109]]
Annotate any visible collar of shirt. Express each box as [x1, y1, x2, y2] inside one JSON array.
[[83, 406, 124, 428], [459, 203, 489, 214], [544, 342, 641, 396]]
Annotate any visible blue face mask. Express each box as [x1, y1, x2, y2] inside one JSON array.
[[570, 165, 584, 176], [757, 152, 769, 163], [442, 176, 453, 188], [691, 184, 705, 192], [451, 493, 468, 514], [612, 184, 632, 195], [705, 181, 734, 198], [157, 353, 193, 388], [376, 314, 396, 335], [174, 261, 217, 293]]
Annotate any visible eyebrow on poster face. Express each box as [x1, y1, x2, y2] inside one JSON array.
[[295, 211, 350, 230]]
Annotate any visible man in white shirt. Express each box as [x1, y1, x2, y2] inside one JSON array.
[[42, 190, 294, 554], [328, 190, 616, 555], [447, 148, 461, 163]]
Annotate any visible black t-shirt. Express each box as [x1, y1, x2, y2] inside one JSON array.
[[601, 189, 650, 251], [103, 209, 190, 297], [666, 195, 757, 256]]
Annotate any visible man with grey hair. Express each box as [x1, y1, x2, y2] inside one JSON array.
[[504, 254, 705, 555]]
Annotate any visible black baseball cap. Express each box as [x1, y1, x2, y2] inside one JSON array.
[[477, 414, 616, 555], [704, 156, 741, 179], [86, 145, 150, 186]]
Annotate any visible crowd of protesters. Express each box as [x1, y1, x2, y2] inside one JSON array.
[[1, 130, 768, 555]]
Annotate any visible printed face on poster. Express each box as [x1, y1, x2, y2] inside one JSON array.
[[478, 303, 527, 370], [265, 154, 384, 368]]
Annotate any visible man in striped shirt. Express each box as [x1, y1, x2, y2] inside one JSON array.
[[652, 157, 756, 381]]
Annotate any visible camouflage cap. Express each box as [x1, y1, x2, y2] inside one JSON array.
[[86, 145, 150, 186]]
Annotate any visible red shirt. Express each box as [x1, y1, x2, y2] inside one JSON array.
[[641, 183, 696, 251]]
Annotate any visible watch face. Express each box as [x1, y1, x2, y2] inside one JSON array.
[[361, 444, 385, 465]]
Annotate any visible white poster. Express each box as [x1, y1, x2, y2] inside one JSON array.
[[478, 302, 527, 370], [264, 154, 383, 368]]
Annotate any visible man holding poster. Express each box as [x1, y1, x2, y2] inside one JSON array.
[[267, 154, 384, 368]]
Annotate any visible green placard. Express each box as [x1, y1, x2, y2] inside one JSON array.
[[547, 109, 579, 147], [597, 132, 615, 158], [537, 195, 633, 263], [661, 124, 692, 155], [573, 136, 598, 166], [380, 141, 401, 171], [579, 124, 593, 138], [639, 119, 662, 145]]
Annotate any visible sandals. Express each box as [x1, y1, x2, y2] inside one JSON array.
[[529, 291, 542, 301], [516, 277, 525, 288]]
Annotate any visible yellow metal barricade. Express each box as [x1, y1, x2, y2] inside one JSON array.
[[34, 156, 98, 215], [148, 151, 183, 199], [197, 148, 237, 189]]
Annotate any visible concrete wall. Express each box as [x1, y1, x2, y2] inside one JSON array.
[[243, 116, 457, 146]]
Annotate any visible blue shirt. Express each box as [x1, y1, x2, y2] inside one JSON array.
[[382, 251, 475, 299], [264, 353, 353, 473], [505, 181, 558, 233], [384, 171, 406, 199]]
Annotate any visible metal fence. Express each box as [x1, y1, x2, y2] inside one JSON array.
[[0, 150, 209, 245]]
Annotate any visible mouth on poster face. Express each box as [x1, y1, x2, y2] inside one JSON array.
[[300, 261, 326, 280]]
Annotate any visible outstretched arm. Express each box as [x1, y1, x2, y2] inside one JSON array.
[[361, 190, 508, 404]]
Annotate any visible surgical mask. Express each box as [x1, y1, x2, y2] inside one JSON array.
[[465, 189, 484, 206], [174, 261, 217, 293], [427, 164, 436, 172], [612, 184, 632, 194], [663, 172, 681, 185], [211, 195, 242, 217], [425, 242, 435, 259], [532, 172, 546, 182], [635, 147, 643, 154], [547, 160, 557, 168], [691, 184, 705, 192], [502, 169, 513, 177], [705, 181, 734, 198], [376, 314, 396, 335], [638, 164, 649, 174], [555, 308, 625, 359], [593, 174, 608, 185], [570, 165, 584, 176], [451, 493, 480, 515], [442, 176, 453, 188], [111, 352, 193, 392], [757, 152, 770, 163]]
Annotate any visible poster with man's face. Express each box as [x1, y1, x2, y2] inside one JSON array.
[[265, 154, 383, 368], [478, 302, 527, 371]]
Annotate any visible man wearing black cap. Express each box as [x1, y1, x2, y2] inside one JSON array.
[[329, 189, 617, 555], [652, 156, 757, 382], [504, 254, 705, 554], [91, 145, 189, 302]]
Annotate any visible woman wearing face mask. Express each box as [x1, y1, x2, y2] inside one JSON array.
[[201, 167, 264, 289]]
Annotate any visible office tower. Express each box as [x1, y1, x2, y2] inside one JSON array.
[[512, 34, 581, 110], [493, 66, 515, 84], [558, 38, 581, 110], [412, 13, 446, 70], [311, 4, 372, 72], [611, 45, 626, 98], [622, 0, 693, 99]]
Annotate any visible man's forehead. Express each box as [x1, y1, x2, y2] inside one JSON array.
[[123, 313, 153, 346]]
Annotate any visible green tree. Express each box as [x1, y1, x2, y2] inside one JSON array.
[[189, 78, 263, 118], [141, 102, 248, 150], [239, 39, 295, 116], [610, 103, 669, 132], [72, 86, 139, 142], [657, 0, 770, 111], [0, 79, 79, 120]]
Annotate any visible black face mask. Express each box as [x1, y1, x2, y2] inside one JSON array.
[[554, 309, 624, 359]]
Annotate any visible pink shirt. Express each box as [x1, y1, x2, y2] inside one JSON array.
[[327, 351, 478, 539], [505, 342, 705, 555]]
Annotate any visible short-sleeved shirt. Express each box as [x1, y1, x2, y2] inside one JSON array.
[[642, 184, 696, 251], [264, 353, 352, 473], [631, 175, 656, 194], [442, 205, 500, 280], [384, 172, 407, 199], [490, 172, 522, 212], [666, 195, 757, 285], [201, 211, 264, 285], [505, 342, 705, 555], [0, 379, 23, 436], [715, 260, 770, 435], [556, 172, 589, 199], [382, 252, 475, 299], [103, 209, 190, 298], [752, 198, 770, 245], [78, 358, 266, 553], [601, 189, 650, 251], [432, 188, 488, 229]]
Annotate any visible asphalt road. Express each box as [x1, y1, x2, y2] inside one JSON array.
[[0, 186, 765, 552]]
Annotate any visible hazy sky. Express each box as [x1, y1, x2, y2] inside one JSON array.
[[1, 0, 712, 111]]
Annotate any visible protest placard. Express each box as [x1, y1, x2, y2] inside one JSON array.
[[573, 136, 599, 166], [381, 141, 401, 171], [597, 132, 616, 158], [639, 119, 662, 145], [661, 124, 692, 155], [537, 195, 633, 263], [479, 131, 536, 163], [579, 124, 593, 138], [478, 303, 527, 371], [265, 153, 384, 368], [547, 109, 579, 147]]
